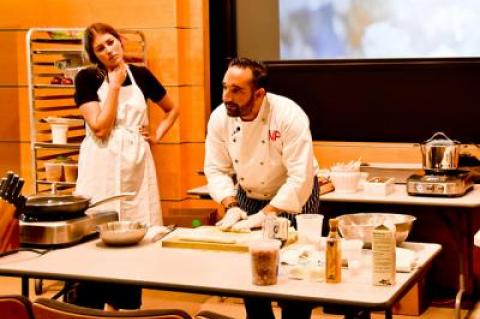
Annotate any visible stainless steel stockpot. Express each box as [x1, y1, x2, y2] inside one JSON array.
[[420, 132, 460, 171]]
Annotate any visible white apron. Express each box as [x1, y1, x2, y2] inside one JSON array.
[[75, 66, 162, 225]]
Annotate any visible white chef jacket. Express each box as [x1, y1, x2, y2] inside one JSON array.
[[204, 93, 319, 213]]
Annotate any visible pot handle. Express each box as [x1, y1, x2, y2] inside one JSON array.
[[424, 131, 460, 144], [88, 192, 136, 209]]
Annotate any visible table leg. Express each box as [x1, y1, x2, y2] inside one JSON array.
[[21, 276, 29, 297], [437, 208, 470, 319], [455, 272, 465, 319], [385, 309, 393, 319]]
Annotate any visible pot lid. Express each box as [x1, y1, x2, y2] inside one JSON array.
[[424, 131, 459, 146]]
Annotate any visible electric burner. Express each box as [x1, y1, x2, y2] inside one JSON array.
[[406, 170, 474, 197], [19, 210, 118, 246]]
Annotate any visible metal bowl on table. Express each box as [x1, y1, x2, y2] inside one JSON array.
[[98, 221, 147, 246], [336, 213, 416, 248]]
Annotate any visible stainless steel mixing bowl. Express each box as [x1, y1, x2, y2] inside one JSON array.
[[98, 221, 147, 246], [336, 213, 416, 247]]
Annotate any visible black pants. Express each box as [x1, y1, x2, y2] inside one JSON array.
[[66, 281, 142, 310], [238, 178, 320, 319], [244, 298, 314, 319]]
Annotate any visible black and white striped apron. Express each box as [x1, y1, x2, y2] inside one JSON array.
[[237, 177, 320, 228]]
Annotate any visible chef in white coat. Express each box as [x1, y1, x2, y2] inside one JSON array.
[[204, 57, 319, 319], [72, 22, 179, 310]]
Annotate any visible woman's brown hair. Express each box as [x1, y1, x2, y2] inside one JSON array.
[[84, 22, 122, 69]]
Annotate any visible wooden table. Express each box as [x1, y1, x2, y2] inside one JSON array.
[[0, 232, 440, 319]]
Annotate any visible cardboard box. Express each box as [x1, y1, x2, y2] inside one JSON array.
[[164, 208, 218, 228], [392, 271, 428, 316]]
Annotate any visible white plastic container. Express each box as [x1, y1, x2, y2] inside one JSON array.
[[50, 123, 68, 144], [329, 171, 361, 193], [364, 177, 395, 196]]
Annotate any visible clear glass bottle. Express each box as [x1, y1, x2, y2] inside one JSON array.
[[325, 218, 342, 283]]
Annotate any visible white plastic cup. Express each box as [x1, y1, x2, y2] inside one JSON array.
[[249, 239, 281, 285], [50, 124, 68, 144], [329, 171, 361, 193], [295, 214, 324, 244]]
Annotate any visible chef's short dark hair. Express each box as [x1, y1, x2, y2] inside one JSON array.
[[84, 22, 122, 68], [228, 57, 268, 89]]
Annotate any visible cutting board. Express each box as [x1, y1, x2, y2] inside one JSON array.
[[162, 226, 297, 252]]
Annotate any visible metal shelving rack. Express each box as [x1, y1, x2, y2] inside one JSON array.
[[26, 28, 146, 194]]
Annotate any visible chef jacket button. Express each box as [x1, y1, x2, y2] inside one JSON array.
[[263, 194, 268, 197], [247, 189, 252, 193], [261, 181, 264, 185], [234, 159, 239, 163], [260, 162, 264, 165], [261, 140, 266, 144], [233, 138, 236, 143], [240, 177, 244, 181]]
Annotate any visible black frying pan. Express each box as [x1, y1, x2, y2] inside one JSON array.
[[24, 192, 134, 217]]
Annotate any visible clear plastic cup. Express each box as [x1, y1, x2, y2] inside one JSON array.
[[329, 171, 361, 193], [295, 214, 324, 244], [44, 162, 63, 181], [249, 239, 281, 285], [50, 124, 68, 144], [63, 163, 78, 182]]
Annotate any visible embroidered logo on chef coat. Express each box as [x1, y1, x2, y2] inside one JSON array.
[[269, 130, 281, 141]]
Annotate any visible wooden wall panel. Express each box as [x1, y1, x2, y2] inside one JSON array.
[[178, 86, 206, 142], [176, 0, 204, 28], [151, 142, 206, 201], [178, 29, 205, 85], [0, 31, 26, 85], [0, 88, 21, 141], [0, 142, 21, 176], [143, 29, 179, 86], [313, 141, 423, 169], [0, 0, 176, 29]]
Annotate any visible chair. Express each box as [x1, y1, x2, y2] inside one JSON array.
[[0, 295, 35, 319], [32, 297, 235, 319], [194, 311, 235, 319]]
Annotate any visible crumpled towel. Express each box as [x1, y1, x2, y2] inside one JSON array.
[[475, 229, 480, 247], [396, 247, 418, 273], [144, 226, 173, 243]]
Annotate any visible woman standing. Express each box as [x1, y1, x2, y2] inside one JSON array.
[[74, 23, 179, 225], [71, 23, 178, 310]]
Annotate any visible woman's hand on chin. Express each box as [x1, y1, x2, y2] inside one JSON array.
[[108, 63, 127, 88]]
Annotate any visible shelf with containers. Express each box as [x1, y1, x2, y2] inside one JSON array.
[[27, 28, 146, 194]]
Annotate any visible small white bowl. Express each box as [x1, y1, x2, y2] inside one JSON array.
[[364, 177, 395, 196]]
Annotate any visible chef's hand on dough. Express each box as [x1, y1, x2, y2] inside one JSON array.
[[231, 210, 266, 232], [216, 207, 247, 231]]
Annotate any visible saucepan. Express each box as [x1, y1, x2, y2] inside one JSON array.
[[421, 131, 461, 171], [23, 192, 135, 217]]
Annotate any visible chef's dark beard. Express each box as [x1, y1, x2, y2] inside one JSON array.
[[225, 95, 255, 118]]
